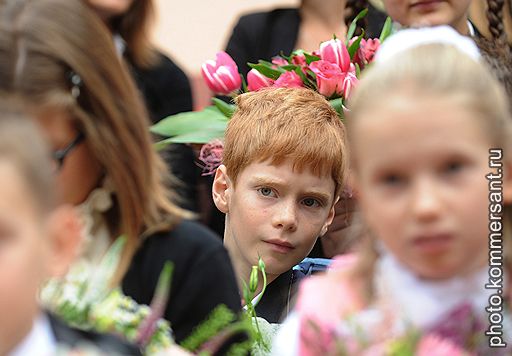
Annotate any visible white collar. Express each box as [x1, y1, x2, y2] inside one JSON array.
[[467, 20, 476, 37], [9, 314, 56, 356], [76, 180, 114, 264], [374, 251, 493, 330], [113, 34, 126, 56]]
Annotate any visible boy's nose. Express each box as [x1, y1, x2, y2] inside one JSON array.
[[272, 201, 298, 232], [410, 178, 442, 222]]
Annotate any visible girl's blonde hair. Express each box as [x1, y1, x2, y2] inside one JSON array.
[[347, 43, 512, 300], [0, 0, 191, 284]]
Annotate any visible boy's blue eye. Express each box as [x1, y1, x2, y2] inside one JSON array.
[[258, 187, 274, 197], [302, 198, 320, 208]]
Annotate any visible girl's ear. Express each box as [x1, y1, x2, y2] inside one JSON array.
[[46, 205, 82, 278], [212, 165, 232, 214]]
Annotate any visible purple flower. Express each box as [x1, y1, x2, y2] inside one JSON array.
[[198, 139, 224, 176], [427, 302, 484, 349]]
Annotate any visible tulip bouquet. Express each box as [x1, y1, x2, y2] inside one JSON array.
[[151, 10, 392, 148]]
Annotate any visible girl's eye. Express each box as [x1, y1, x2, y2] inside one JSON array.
[[381, 174, 404, 186], [302, 198, 321, 208], [443, 161, 464, 175], [258, 187, 275, 197]]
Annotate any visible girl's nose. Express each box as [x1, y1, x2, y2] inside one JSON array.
[[411, 177, 442, 222]]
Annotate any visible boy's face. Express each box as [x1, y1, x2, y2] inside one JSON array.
[[0, 160, 50, 353], [215, 159, 336, 280], [382, 0, 472, 34]]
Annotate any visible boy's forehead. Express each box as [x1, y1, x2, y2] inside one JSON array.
[[240, 158, 337, 191]]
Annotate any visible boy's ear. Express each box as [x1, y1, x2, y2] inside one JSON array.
[[212, 165, 232, 214], [46, 205, 82, 278], [320, 196, 339, 237]]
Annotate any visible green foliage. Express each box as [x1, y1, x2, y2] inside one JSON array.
[[303, 51, 321, 65], [379, 17, 394, 43], [346, 8, 369, 42], [180, 305, 236, 351], [247, 63, 282, 80], [348, 31, 365, 59], [151, 106, 228, 145], [212, 97, 236, 118], [329, 98, 345, 120]]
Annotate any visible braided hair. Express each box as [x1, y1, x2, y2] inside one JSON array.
[[486, 0, 507, 43], [345, 0, 369, 37]]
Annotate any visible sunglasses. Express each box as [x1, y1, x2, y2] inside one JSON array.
[[52, 132, 85, 171]]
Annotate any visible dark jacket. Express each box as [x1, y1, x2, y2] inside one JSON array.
[[121, 219, 242, 344], [225, 6, 388, 76]]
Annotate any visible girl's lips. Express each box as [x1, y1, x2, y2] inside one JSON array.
[[412, 233, 454, 254], [410, 0, 444, 12]]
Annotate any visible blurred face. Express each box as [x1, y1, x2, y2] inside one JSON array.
[[382, 0, 472, 34], [0, 161, 51, 354], [214, 159, 336, 285], [36, 107, 103, 205], [352, 93, 498, 280], [86, 0, 134, 21]]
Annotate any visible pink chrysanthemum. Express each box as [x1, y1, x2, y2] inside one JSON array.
[[198, 139, 224, 176]]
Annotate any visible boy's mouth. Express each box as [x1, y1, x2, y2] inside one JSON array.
[[264, 239, 295, 253]]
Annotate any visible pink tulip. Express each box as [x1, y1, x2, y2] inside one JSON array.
[[201, 51, 242, 95], [247, 69, 274, 91], [291, 53, 307, 67], [273, 71, 303, 89], [319, 38, 351, 73], [342, 72, 358, 100], [361, 38, 380, 63], [351, 38, 380, 69], [309, 60, 344, 98], [271, 56, 288, 67]]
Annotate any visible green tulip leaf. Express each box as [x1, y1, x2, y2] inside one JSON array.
[[155, 126, 226, 146], [348, 31, 365, 59], [280, 64, 299, 71], [303, 52, 321, 65], [212, 97, 236, 118], [329, 98, 345, 120], [346, 8, 368, 42], [150, 106, 228, 138], [247, 63, 283, 80], [379, 17, 393, 43]]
